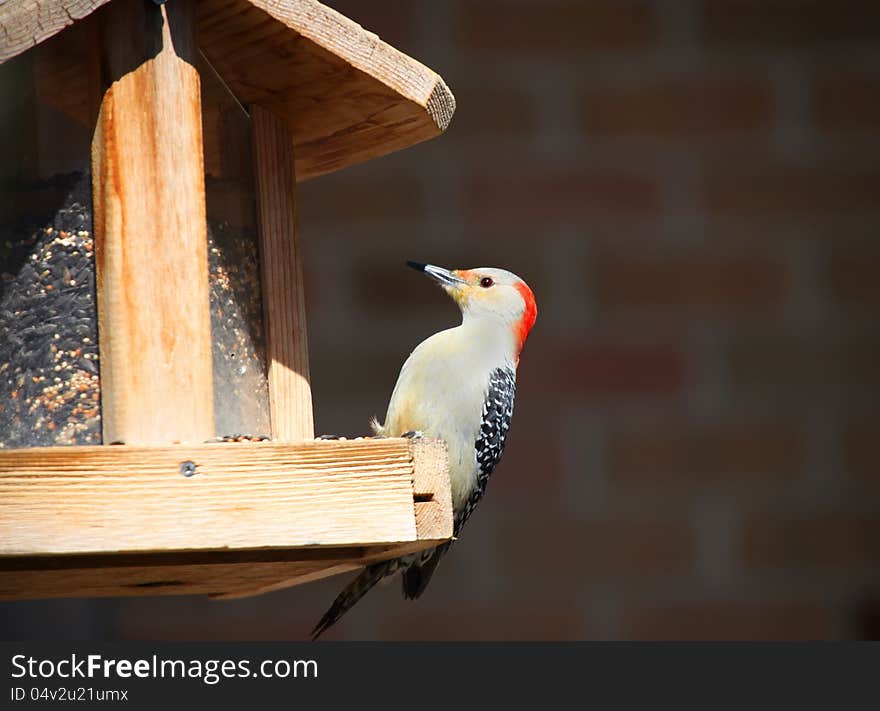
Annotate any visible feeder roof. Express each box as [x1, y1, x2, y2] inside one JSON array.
[[0, 0, 455, 181]]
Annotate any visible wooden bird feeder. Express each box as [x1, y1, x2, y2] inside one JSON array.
[[0, 0, 455, 600]]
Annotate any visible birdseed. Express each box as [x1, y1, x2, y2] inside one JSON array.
[[207, 219, 271, 438], [0, 172, 100, 447], [0, 175, 272, 447]]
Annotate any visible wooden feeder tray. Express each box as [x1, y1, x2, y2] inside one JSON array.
[[0, 438, 452, 600], [0, 0, 456, 601]]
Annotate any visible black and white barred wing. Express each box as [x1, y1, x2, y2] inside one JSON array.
[[458, 366, 516, 532]]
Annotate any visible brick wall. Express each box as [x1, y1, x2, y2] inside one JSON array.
[[2, 0, 879, 640], [289, 0, 880, 640]]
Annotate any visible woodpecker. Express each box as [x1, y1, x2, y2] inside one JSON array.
[[311, 261, 537, 640]]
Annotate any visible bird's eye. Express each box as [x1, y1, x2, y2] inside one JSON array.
[[479, 277, 494, 288]]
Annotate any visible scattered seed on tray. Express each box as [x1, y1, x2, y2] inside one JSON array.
[[205, 434, 271, 443]]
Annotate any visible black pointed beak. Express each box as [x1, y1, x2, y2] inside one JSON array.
[[406, 261, 466, 286]]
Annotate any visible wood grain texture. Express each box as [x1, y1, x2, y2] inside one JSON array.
[[210, 540, 441, 599], [4, 0, 455, 181], [92, 0, 214, 444], [0, 438, 456, 556], [411, 438, 454, 541], [211, 440, 452, 599], [252, 105, 314, 441], [0, 0, 113, 63], [197, 0, 456, 180], [0, 438, 453, 600], [0, 541, 447, 601], [219, 503, 454, 599], [1, 560, 353, 600]]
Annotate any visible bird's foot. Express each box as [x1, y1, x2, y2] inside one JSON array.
[[401, 430, 425, 440]]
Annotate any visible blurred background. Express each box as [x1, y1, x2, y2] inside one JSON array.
[[3, 0, 880, 640]]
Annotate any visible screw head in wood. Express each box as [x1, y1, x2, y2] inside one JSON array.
[[180, 461, 196, 477]]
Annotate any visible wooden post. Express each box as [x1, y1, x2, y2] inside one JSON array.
[[252, 105, 314, 441], [91, 0, 213, 444]]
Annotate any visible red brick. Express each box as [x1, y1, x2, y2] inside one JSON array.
[[593, 254, 786, 314], [829, 254, 880, 306], [607, 426, 803, 485], [518, 342, 686, 400], [741, 515, 880, 568], [379, 607, 584, 641], [624, 603, 832, 640], [842, 425, 880, 486], [503, 520, 694, 577], [579, 78, 773, 138], [297, 175, 424, 224], [458, 1, 657, 54], [704, 164, 880, 215], [491, 401, 565, 494], [726, 337, 880, 394], [451, 87, 536, 139], [814, 72, 880, 133], [464, 170, 661, 227], [454, 346, 567, 496], [701, 0, 880, 47]]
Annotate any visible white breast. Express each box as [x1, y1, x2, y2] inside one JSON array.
[[378, 322, 516, 511]]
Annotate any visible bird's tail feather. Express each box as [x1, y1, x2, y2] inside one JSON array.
[[402, 542, 451, 600], [310, 561, 394, 640], [369, 416, 384, 436]]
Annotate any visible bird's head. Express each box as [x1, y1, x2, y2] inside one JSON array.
[[407, 261, 538, 357]]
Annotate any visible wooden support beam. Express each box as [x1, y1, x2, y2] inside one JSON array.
[[412, 437, 456, 541], [213, 439, 454, 599], [91, 0, 213, 444], [252, 105, 314, 441], [200, 0, 456, 181], [0, 439, 443, 555], [0, 540, 445, 601], [3, 0, 456, 182], [0, 0, 113, 63], [0, 438, 453, 601], [2, 557, 359, 601]]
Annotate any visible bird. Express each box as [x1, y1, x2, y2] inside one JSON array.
[[310, 261, 537, 640]]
